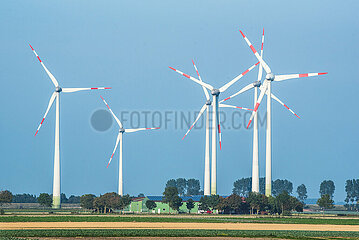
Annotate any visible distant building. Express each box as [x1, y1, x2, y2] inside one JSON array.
[[129, 195, 203, 213]]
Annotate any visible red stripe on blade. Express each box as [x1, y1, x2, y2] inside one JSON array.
[[29, 44, 34, 50], [169, 66, 176, 71], [218, 124, 221, 133], [239, 30, 245, 38], [91, 88, 98, 90], [250, 45, 257, 54], [104, 87, 112, 89], [283, 104, 290, 110], [318, 72, 328, 75], [34, 130, 39, 136], [254, 103, 260, 112], [223, 97, 230, 102], [183, 73, 190, 79], [242, 69, 249, 75], [37, 56, 42, 62], [299, 73, 309, 78], [246, 120, 252, 129]]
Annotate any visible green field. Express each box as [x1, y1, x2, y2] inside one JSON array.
[[1, 229, 359, 239], [1, 215, 359, 225]]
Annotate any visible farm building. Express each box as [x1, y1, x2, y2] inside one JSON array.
[[129, 195, 203, 213]]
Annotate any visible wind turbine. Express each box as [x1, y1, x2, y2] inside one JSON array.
[[100, 96, 160, 196], [238, 29, 327, 196], [181, 60, 254, 196], [169, 61, 259, 195], [30, 44, 111, 208], [220, 29, 301, 193]]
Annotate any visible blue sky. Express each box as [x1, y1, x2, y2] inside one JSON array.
[[0, 0, 357, 202]]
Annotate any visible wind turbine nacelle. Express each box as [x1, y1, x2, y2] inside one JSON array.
[[206, 100, 212, 105], [119, 128, 125, 133], [211, 89, 220, 96], [253, 81, 261, 87], [55, 86, 62, 92], [266, 73, 275, 81]]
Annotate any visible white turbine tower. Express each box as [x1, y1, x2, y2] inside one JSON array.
[[238, 29, 327, 196], [100, 96, 160, 196], [30, 44, 111, 208], [169, 61, 259, 195], [181, 60, 254, 196], [220, 29, 301, 193]]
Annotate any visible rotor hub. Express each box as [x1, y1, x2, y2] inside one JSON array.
[[211, 89, 220, 96], [253, 80, 261, 87], [265, 73, 275, 81], [119, 128, 125, 133], [205, 99, 212, 105], [55, 86, 62, 92]]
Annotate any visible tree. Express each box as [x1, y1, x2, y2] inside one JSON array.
[[61, 193, 68, 203], [93, 195, 106, 213], [186, 198, 195, 213], [80, 194, 95, 210], [233, 177, 252, 197], [67, 195, 81, 204], [176, 178, 187, 196], [247, 192, 268, 214], [145, 200, 157, 212], [37, 193, 52, 207], [187, 179, 200, 195], [12, 194, 37, 203], [166, 179, 177, 188], [163, 186, 182, 213], [275, 191, 302, 215], [118, 194, 132, 211], [259, 177, 265, 195], [199, 196, 210, 211], [0, 190, 13, 206], [138, 193, 145, 197], [272, 179, 293, 196], [217, 194, 249, 214], [319, 180, 335, 199], [296, 184, 308, 202], [317, 194, 334, 210]]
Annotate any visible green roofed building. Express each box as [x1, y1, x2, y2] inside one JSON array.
[[129, 195, 203, 213]]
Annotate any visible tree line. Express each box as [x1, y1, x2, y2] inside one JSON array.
[[165, 178, 202, 196]]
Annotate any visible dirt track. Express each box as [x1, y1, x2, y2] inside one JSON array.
[[1, 222, 359, 231]]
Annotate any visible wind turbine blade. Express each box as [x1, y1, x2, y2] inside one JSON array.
[[257, 28, 264, 81], [220, 82, 255, 103], [62, 87, 111, 93], [29, 44, 59, 87], [270, 93, 300, 118], [34, 92, 57, 136], [238, 30, 272, 74], [219, 61, 260, 92], [107, 132, 121, 168], [216, 101, 222, 150], [100, 96, 123, 128], [169, 66, 214, 90], [246, 81, 268, 128], [125, 127, 160, 133], [274, 72, 328, 82], [182, 103, 207, 140], [192, 59, 210, 101], [219, 103, 253, 111]]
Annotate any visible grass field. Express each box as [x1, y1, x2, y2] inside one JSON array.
[[1, 215, 359, 225], [1, 229, 359, 239]]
